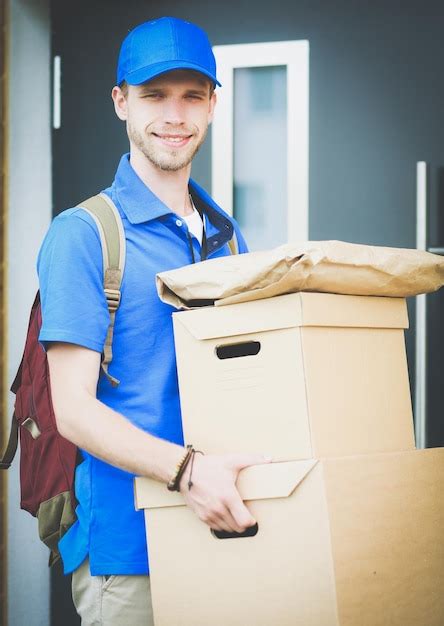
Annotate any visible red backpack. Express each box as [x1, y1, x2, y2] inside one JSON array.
[[0, 194, 126, 566]]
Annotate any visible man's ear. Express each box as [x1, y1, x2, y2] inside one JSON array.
[[112, 86, 128, 121], [208, 91, 217, 124]]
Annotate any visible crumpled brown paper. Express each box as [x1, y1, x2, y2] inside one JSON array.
[[156, 240, 444, 308]]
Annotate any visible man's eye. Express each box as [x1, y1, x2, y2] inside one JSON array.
[[142, 93, 163, 99]]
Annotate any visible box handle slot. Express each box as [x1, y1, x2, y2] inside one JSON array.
[[211, 523, 259, 540], [215, 341, 261, 360]]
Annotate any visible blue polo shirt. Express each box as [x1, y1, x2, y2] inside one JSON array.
[[37, 153, 247, 576]]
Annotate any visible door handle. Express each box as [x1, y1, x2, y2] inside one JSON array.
[[415, 161, 427, 449]]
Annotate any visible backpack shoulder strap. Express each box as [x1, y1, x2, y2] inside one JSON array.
[[77, 193, 126, 387], [228, 229, 239, 255]]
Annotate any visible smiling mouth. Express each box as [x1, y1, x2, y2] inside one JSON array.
[[153, 133, 193, 146]]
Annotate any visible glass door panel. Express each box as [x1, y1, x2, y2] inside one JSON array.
[[233, 66, 287, 251]]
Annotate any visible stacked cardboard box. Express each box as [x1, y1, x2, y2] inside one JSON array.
[[135, 292, 444, 626]]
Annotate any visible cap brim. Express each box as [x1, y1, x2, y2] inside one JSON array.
[[123, 60, 221, 87]]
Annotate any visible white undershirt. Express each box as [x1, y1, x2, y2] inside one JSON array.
[[183, 206, 204, 245]]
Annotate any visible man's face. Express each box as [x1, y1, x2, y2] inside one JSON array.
[[114, 70, 216, 172]]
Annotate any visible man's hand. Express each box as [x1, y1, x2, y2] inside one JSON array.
[[179, 453, 271, 533]]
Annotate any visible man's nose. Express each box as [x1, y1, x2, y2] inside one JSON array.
[[162, 98, 186, 125]]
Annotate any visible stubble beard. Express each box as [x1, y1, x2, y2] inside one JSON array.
[[128, 122, 208, 172]]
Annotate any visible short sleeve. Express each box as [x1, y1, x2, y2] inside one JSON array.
[[37, 208, 110, 352]]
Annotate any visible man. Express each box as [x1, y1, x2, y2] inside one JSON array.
[[38, 16, 269, 625]]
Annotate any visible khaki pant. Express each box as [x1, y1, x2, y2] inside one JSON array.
[[72, 558, 154, 626]]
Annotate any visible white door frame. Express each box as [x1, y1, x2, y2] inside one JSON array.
[[211, 40, 310, 241]]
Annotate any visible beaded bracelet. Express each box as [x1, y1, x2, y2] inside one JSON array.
[[166, 445, 194, 492]]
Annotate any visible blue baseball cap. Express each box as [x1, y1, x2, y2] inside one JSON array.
[[117, 17, 221, 87]]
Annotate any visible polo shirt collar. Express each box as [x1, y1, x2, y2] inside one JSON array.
[[114, 154, 172, 224], [112, 154, 234, 248]]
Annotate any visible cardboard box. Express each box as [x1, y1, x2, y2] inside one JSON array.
[[173, 292, 415, 460], [135, 448, 444, 626]]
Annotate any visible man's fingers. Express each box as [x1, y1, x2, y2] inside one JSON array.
[[208, 521, 224, 532], [194, 501, 239, 533], [227, 491, 256, 530], [215, 504, 246, 534], [195, 497, 251, 533]]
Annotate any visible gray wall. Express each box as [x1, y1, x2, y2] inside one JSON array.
[[7, 0, 52, 625]]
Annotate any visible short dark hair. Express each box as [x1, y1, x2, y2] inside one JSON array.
[[119, 80, 129, 98]]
